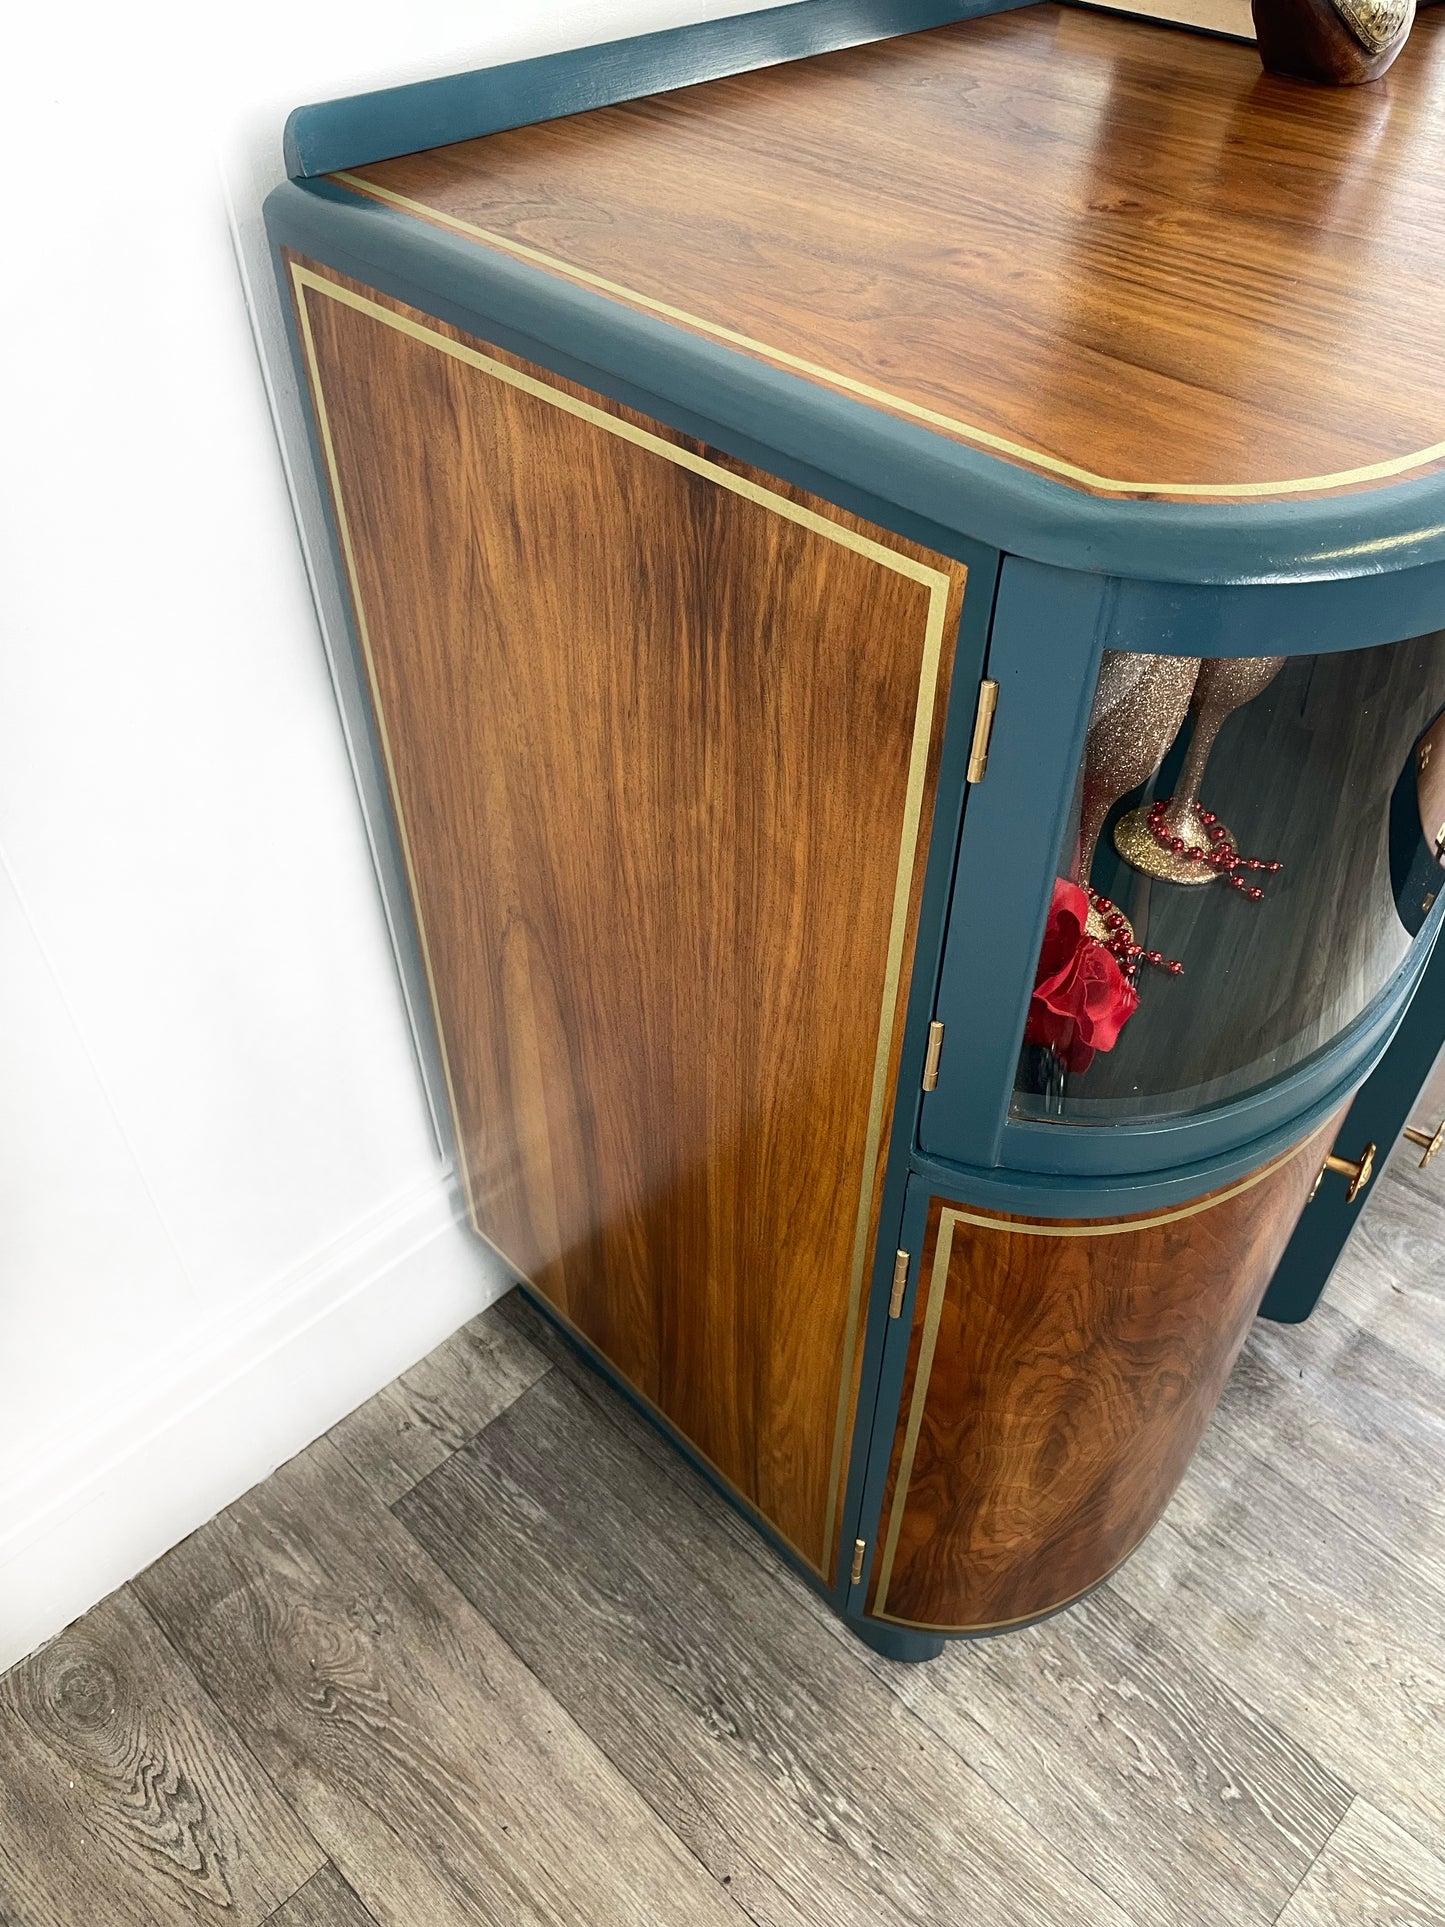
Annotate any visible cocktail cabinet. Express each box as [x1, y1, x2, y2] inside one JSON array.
[[267, 0, 1445, 1657]]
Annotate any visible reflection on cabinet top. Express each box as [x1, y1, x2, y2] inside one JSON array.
[[337, 3, 1445, 506]]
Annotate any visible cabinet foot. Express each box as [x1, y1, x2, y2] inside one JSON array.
[[845, 1617, 946, 1664]]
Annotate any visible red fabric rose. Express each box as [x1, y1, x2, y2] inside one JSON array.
[[1024, 878, 1138, 1074]]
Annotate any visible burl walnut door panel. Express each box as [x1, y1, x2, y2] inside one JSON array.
[[289, 260, 967, 1578], [868, 1120, 1337, 1631]]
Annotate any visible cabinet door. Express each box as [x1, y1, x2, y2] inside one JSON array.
[[289, 260, 967, 1578], [923, 559, 1445, 1180], [866, 1122, 1334, 1634]]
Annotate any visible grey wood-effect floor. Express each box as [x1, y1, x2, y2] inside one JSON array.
[[4, 1154, 1445, 1926]]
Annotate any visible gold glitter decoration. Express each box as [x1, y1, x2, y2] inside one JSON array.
[[1076, 652, 1200, 885], [1114, 655, 1284, 885], [1114, 802, 1232, 885]]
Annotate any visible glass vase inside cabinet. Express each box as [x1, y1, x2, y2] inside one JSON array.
[[1013, 634, 1445, 1126]]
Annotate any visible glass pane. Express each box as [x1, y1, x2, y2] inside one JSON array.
[[1012, 631, 1445, 1125]]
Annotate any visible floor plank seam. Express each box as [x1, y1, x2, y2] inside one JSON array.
[[393, 1336, 770, 1604], [457, 1354, 854, 1643], [9, 1202, 1443, 1927], [0, 1581, 327, 1927], [338, 1352, 558, 1510], [258, 1861, 384, 1927], [1265, 1797, 1354, 1927], [840, 1650, 1195, 1927], [390, 1500, 766, 1925]]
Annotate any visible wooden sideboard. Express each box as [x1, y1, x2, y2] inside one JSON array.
[[268, 0, 1445, 1658]]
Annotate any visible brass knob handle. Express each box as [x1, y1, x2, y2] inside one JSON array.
[[1403, 1119, 1445, 1169], [1311, 1141, 1376, 1204]]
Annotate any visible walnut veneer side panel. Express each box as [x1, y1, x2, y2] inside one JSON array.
[[288, 259, 966, 1577], [868, 1119, 1338, 1630]]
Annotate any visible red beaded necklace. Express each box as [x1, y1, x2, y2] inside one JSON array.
[[1144, 797, 1283, 900], [1085, 888, 1184, 981]]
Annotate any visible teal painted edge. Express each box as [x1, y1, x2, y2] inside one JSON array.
[[270, 204, 995, 575], [1260, 915, 1445, 1322], [845, 1618, 945, 1661], [269, 183, 1440, 1216], [1110, 566, 1445, 661], [265, 178, 1444, 1626], [266, 176, 1445, 593], [282, 0, 1037, 178], [845, 1179, 933, 1629], [908, 973, 1431, 1218], [831, 541, 1000, 1614], [998, 904, 1442, 1179], [921, 557, 1107, 1168]]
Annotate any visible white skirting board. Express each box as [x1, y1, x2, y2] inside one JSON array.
[[0, 1175, 507, 1675]]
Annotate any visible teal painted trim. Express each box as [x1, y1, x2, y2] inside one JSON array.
[[268, 183, 1435, 1199], [267, 184, 986, 572], [921, 558, 1108, 1168], [283, 0, 1037, 178], [265, 236, 460, 1169], [907, 1007, 1410, 1218], [998, 900, 1443, 1178], [266, 178, 1445, 592], [1109, 568, 1445, 661], [915, 920, 1439, 1214], [832, 545, 999, 1611], [845, 1178, 934, 1626], [1260, 920, 1445, 1322]]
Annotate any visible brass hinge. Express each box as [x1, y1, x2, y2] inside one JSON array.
[[850, 1538, 867, 1586], [889, 1249, 910, 1318], [922, 1019, 945, 1092], [967, 678, 999, 783]]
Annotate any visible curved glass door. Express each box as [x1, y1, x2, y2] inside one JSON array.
[[1012, 630, 1445, 1125]]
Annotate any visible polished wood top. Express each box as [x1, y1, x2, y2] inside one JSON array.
[[341, 4, 1445, 505]]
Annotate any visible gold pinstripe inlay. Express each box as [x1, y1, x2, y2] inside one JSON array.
[[869, 1139, 1304, 1617], [332, 172, 1445, 502], [871, 1541, 1140, 1635], [290, 260, 959, 1579]]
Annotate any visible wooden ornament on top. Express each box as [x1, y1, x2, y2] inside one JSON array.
[[1075, 0, 1443, 84], [1252, 0, 1415, 82]]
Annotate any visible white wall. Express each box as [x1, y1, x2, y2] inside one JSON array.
[[0, 0, 770, 1671]]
